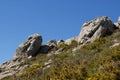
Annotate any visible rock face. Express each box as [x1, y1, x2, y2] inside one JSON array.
[[78, 16, 115, 44]]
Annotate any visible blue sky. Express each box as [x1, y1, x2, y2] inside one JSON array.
[[0, 0, 120, 64]]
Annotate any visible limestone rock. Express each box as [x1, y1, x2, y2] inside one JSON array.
[[78, 16, 115, 44]]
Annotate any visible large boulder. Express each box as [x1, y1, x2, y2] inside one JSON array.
[[78, 16, 115, 44], [1, 33, 42, 70], [16, 33, 42, 57]]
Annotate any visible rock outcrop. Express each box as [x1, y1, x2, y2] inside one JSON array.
[[65, 36, 78, 45], [46, 40, 57, 49], [0, 33, 42, 79], [16, 33, 42, 57], [65, 16, 115, 45], [0, 34, 58, 80], [57, 40, 64, 44], [78, 16, 115, 44]]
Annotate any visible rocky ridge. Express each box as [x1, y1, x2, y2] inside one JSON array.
[[0, 16, 120, 79]]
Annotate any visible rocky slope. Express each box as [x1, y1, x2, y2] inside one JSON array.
[[0, 16, 120, 80]]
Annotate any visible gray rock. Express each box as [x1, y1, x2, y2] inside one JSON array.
[[43, 59, 52, 70], [39, 40, 57, 53], [54, 48, 64, 55], [46, 39, 57, 49], [0, 33, 42, 80], [78, 16, 115, 44], [39, 45, 50, 53], [110, 43, 120, 48], [16, 33, 42, 57], [0, 70, 13, 80], [0, 66, 19, 80], [0, 60, 28, 79], [65, 36, 78, 45], [57, 40, 64, 44], [18, 65, 28, 73]]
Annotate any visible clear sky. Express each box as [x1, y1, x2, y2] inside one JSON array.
[[0, 0, 120, 64]]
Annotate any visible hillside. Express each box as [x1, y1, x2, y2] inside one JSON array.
[[0, 16, 120, 80]]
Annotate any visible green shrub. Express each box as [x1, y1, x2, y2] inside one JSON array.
[[57, 43, 70, 51], [70, 40, 78, 48], [20, 64, 42, 79], [87, 71, 119, 80], [81, 37, 109, 51], [56, 53, 68, 60], [46, 60, 88, 80], [111, 45, 120, 60]]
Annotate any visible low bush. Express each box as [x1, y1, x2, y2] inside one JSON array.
[[70, 40, 78, 48], [57, 43, 70, 51], [20, 64, 43, 79], [81, 37, 109, 50]]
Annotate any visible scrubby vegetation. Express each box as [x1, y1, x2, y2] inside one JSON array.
[[57, 40, 78, 51], [2, 30, 120, 80]]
